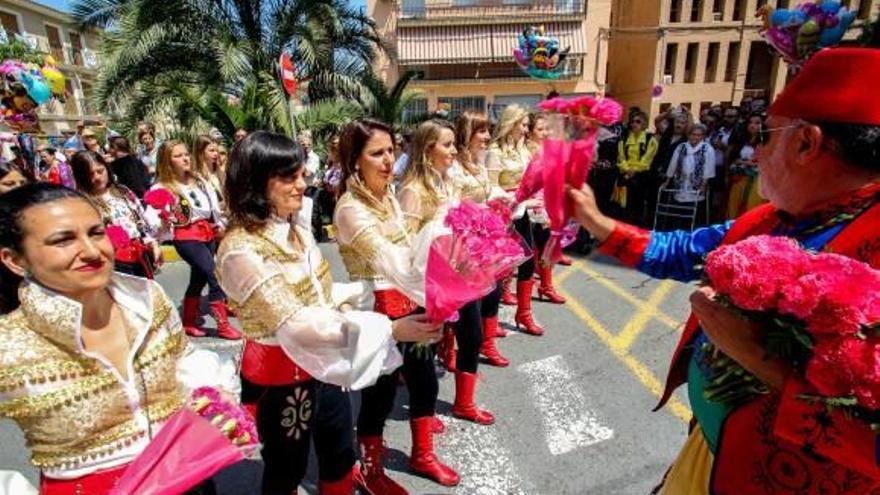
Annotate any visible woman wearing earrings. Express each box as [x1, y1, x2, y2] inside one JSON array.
[[486, 105, 548, 335], [149, 140, 241, 340], [217, 131, 440, 495], [334, 119, 459, 492], [440, 111, 510, 373]]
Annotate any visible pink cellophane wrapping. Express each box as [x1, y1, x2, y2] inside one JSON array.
[[109, 409, 244, 495], [425, 233, 496, 325]]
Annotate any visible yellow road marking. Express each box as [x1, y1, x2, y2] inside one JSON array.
[[554, 266, 691, 423], [570, 261, 683, 331], [613, 281, 676, 352]]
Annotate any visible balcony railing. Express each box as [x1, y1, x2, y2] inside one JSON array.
[[399, 0, 586, 20], [403, 57, 583, 81]]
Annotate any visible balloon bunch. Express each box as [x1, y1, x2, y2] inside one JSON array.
[[756, 1, 856, 70], [0, 54, 65, 132], [513, 25, 570, 80]]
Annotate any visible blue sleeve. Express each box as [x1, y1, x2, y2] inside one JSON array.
[[635, 222, 733, 282]]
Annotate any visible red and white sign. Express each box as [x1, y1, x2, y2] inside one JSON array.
[[279, 52, 297, 96]]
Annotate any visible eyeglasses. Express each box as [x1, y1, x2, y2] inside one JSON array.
[[758, 123, 802, 146]]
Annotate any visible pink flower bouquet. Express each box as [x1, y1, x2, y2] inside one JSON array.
[[110, 387, 259, 495], [701, 235, 880, 422]]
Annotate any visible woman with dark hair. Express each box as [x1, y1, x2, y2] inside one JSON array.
[[0, 183, 238, 494], [150, 140, 240, 339], [726, 112, 767, 218], [70, 151, 162, 278], [0, 161, 28, 194], [334, 119, 459, 492], [219, 131, 438, 495]]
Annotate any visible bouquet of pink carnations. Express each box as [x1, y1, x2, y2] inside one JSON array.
[[701, 235, 880, 422]]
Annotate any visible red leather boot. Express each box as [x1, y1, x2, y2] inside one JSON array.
[[451, 371, 495, 425], [438, 326, 456, 372], [358, 436, 409, 495], [500, 276, 517, 306], [536, 264, 566, 304], [431, 416, 446, 434], [409, 417, 459, 486], [319, 465, 355, 495], [209, 300, 242, 340], [514, 280, 544, 336], [479, 317, 510, 367], [181, 296, 206, 337]]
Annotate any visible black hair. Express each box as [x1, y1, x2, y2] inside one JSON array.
[[0, 183, 92, 313], [70, 151, 114, 194], [337, 118, 394, 196], [111, 135, 132, 154], [819, 122, 880, 173], [225, 130, 304, 232], [0, 161, 24, 181]]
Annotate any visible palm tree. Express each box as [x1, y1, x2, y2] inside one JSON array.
[[354, 70, 428, 131], [71, 0, 388, 136]]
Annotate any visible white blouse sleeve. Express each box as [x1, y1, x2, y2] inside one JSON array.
[[0, 471, 37, 495], [218, 249, 402, 390], [176, 346, 241, 397], [334, 203, 427, 307]]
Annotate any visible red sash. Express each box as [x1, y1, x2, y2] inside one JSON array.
[[173, 219, 215, 242], [654, 199, 880, 494], [40, 464, 129, 495], [373, 289, 418, 319], [240, 340, 312, 387]]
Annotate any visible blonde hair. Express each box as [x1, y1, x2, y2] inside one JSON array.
[[455, 111, 491, 174], [401, 119, 454, 208], [492, 104, 530, 152], [156, 139, 192, 194]]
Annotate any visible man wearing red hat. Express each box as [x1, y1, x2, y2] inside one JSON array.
[[569, 47, 880, 495]]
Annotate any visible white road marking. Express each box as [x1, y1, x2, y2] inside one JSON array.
[[436, 417, 536, 495], [518, 355, 614, 455]]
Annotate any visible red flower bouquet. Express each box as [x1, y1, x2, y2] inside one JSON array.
[[144, 188, 188, 225], [702, 235, 880, 419]]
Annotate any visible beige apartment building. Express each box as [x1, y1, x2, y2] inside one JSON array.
[[368, 0, 613, 119], [0, 0, 101, 136], [607, 0, 878, 121]]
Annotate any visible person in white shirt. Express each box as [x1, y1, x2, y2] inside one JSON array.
[[665, 123, 716, 205], [298, 132, 321, 193]]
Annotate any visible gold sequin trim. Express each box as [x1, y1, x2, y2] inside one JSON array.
[[0, 372, 119, 419], [238, 273, 308, 340], [0, 359, 96, 393], [31, 396, 184, 469], [339, 226, 408, 281]]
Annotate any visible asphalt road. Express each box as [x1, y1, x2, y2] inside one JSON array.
[[0, 243, 696, 495]]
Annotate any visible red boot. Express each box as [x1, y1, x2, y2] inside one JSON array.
[[451, 372, 495, 425], [480, 317, 510, 367], [558, 254, 573, 266], [409, 417, 459, 486], [224, 302, 239, 318], [438, 326, 456, 372], [209, 300, 242, 340], [358, 436, 409, 495], [181, 296, 206, 337], [536, 264, 566, 304], [514, 280, 544, 336], [431, 416, 446, 434], [500, 276, 517, 306], [319, 466, 355, 495]]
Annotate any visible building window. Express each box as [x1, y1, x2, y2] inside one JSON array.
[[69, 32, 85, 66], [732, 0, 746, 20], [691, 0, 703, 22], [756, 0, 769, 8], [660, 103, 672, 114], [859, 0, 875, 19], [438, 96, 486, 118], [664, 43, 678, 81], [725, 42, 741, 82], [681, 102, 692, 112], [0, 10, 19, 41], [684, 43, 699, 83], [712, 0, 724, 20], [80, 81, 96, 115], [63, 79, 79, 116], [400, 0, 425, 18], [45, 25, 65, 63], [705, 42, 720, 82], [669, 0, 682, 22], [402, 98, 428, 123], [777, 0, 789, 7]]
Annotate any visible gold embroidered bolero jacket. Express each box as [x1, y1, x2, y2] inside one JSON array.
[[397, 172, 457, 236], [217, 219, 402, 390], [450, 159, 491, 204], [334, 186, 427, 309], [0, 274, 233, 479]]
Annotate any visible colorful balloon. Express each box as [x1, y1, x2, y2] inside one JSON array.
[[757, 2, 857, 70], [513, 25, 571, 80]]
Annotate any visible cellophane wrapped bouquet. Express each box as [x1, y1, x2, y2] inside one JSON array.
[[425, 200, 531, 326], [516, 96, 623, 265], [109, 387, 260, 495], [700, 235, 880, 425]]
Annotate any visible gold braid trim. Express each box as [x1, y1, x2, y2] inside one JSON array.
[[237, 273, 310, 340], [31, 396, 184, 469], [339, 226, 408, 281], [0, 359, 96, 393], [0, 372, 118, 419]]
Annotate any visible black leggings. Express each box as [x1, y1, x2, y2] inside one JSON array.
[[453, 283, 501, 373], [358, 342, 439, 437], [174, 240, 224, 301], [514, 214, 551, 281], [240, 378, 356, 494]]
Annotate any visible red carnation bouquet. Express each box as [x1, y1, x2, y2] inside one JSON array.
[[701, 235, 880, 421]]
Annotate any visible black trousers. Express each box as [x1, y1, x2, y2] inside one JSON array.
[[619, 172, 651, 227], [514, 213, 551, 281], [452, 284, 502, 373], [174, 240, 225, 301], [241, 378, 355, 494], [114, 260, 149, 278], [358, 342, 439, 437]]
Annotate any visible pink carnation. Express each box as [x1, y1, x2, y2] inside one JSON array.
[[589, 98, 624, 125]]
